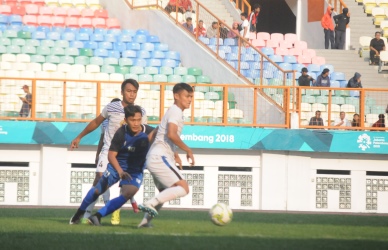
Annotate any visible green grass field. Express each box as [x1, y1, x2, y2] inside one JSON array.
[[0, 207, 388, 250]]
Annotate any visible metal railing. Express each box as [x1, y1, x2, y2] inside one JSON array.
[[230, 0, 251, 15], [328, 0, 347, 13]]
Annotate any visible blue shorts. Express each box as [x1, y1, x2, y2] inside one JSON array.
[[102, 164, 143, 189]]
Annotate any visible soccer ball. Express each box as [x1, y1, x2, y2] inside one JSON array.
[[209, 203, 233, 226]]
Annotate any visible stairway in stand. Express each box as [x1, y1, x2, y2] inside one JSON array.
[[198, 0, 236, 27]]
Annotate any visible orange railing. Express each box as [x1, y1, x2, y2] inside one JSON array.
[[231, 0, 251, 16], [328, 0, 347, 13], [2, 77, 388, 131]]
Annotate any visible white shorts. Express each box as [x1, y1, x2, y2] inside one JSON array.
[[96, 151, 108, 173], [146, 154, 184, 190]]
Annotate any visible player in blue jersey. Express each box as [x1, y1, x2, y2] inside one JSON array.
[[70, 79, 147, 225], [70, 105, 155, 225]]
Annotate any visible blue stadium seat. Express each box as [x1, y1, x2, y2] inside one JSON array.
[[32, 31, 46, 40], [147, 35, 160, 43], [122, 29, 136, 36], [249, 62, 261, 70], [94, 28, 107, 35], [240, 62, 249, 69], [246, 47, 259, 55], [94, 48, 108, 58], [231, 46, 246, 54], [226, 60, 236, 69], [137, 50, 151, 58], [126, 42, 140, 51], [136, 29, 150, 36], [62, 32, 75, 41], [224, 38, 236, 46], [165, 51, 180, 60], [209, 38, 223, 46], [118, 34, 132, 43], [47, 31, 61, 41], [241, 54, 254, 61], [37, 26, 50, 33], [146, 58, 161, 67], [9, 15, 22, 25], [261, 47, 274, 56], [107, 29, 122, 36], [220, 45, 231, 53], [226, 53, 238, 61], [79, 28, 93, 35], [51, 27, 65, 34], [151, 50, 165, 58], [119, 58, 133, 66], [23, 25, 37, 33], [331, 80, 340, 88], [246, 70, 260, 79], [263, 70, 274, 79], [133, 58, 147, 67], [307, 64, 320, 73], [70, 40, 84, 49], [91, 33, 104, 42], [141, 42, 154, 51], [283, 55, 297, 64], [292, 63, 305, 72], [76, 33, 89, 41], [331, 72, 345, 81], [279, 63, 292, 71], [154, 43, 168, 51], [99, 41, 113, 50], [108, 50, 120, 59], [199, 37, 209, 44], [269, 55, 283, 63], [122, 50, 136, 58], [0, 14, 8, 24], [320, 64, 334, 73], [104, 34, 117, 43], [162, 59, 176, 67], [339, 80, 347, 88], [349, 90, 360, 97], [65, 27, 79, 34], [113, 42, 126, 52], [83, 41, 98, 49], [133, 34, 147, 43]]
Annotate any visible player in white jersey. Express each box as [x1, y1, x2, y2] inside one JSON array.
[[138, 82, 195, 228], [70, 79, 146, 225]]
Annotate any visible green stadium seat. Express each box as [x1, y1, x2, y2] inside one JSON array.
[[66, 113, 82, 119], [194, 84, 210, 93], [254, 78, 269, 85], [305, 89, 320, 96], [331, 96, 345, 105], [174, 67, 188, 75], [79, 48, 93, 57], [104, 57, 118, 65], [82, 114, 96, 120], [188, 67, 202, 76], [194, 117, 207, 122], [12, 38, 26, 46], [263, 88, 277, 95], [148, 116, 159, 122], [55, 40, 70, 48], [196, 75, 211, 83], [37, 46, 51, 56], [366, 98, 376, 106], [315, 95, 328, 104], [31, 54, 46, 63], [41, 40, 55, 47], [139, 74, 153, 82], [115, 66, 130, 75], [60, 56, 75, 64], [160, 66, 173, 75], [21, 45, 36, 55], [0, 45, 6, 54], [335, 90, 350, 97], [301, 95, 316, 104], [50, 112, 63, 118], [130, 66, 144, 75], [208, 117, 222, 123], [209, 84, 223, 92], [36, 112, 50, 118], [345, 97, 359, 106], [0, 38, 11, 46], [3, 30, 17, 38], [51, 47, 65, 56], [119, 58, 133, 66], [320, 90, 329, 96], [145, 67, 158, 75], [65, 47, 79, 56], [182, 75, 196, 83], [75, 56, 90, 65], [228, 101, 237, 109], [25, 39, 40, 47], [269, 78, 283, 86], [6, 45, 21, 54], [46, 55, 61, 64], [204, 92, 220, 100], [153, 74, 167, 82], [17, 31, 31, 39], [101, 64, 115, 74], [124, 73, 138, 81], [168, 74, 182, 83], [89, 56, 104, 66]]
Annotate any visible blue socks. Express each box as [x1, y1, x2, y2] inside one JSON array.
[[98, 195, 127, 217], [80, 187, 99, 211]]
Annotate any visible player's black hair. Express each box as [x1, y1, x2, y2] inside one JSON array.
[[111, 98, 121, 102], [173, 82, 193, 94], [254, 4, 261, 10], [375, 31, 381, 35], [124, 104, 142, 118], [186, 17, 192, 21], [241, 12, 247, 18], [121, 79, 139, 91], [322, 68, 330, 75]]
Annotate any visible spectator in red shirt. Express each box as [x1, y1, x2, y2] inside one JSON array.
[[194, 20, 206, 37], [180, 0, 192, 12], [372, 114, 385, 130]]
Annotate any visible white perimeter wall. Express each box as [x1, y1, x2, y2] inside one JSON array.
[[1, 145, 388, 214]]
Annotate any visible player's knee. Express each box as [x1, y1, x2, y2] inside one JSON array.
[[181, 181, 190, 194]]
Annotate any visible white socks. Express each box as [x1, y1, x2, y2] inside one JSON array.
[[83, 189, 110, 218], [148, 186, 188, 206], [102, 189, 110, 204], [130, 197, 136, 203]]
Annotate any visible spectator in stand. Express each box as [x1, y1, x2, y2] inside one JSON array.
[[372, 114, 386, 129], [321, 6, 335, 49], [206, 21, 219, 38], [309, 110, 324, 126], [352, 113, 360, 128], [219, 20, 229, 39], [249, 4, 261, 34], [333, 8, 350, 50], [180, 0, 192, 13], [240, 12, 250, 46], [19, 85, 32, 117], [347, 72, 362, 88], [227, 22, 239, 39], [194, 20, 206, 37], [182, 17, 193, 33], [165, 0, 179, 14], [314, 68, 331, 87], [332, 111, 350, 127], [370, 31, 385, 65], [298, 67, 315, 86]]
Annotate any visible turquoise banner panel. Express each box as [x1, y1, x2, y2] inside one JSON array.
[[0, 121, 387, 154]]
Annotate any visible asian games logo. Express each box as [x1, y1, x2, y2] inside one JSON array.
[[357, 133, 372, 151]]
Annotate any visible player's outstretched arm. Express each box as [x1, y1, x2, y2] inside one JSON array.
[[70, 115, 105, 150], [95, 133, 104, 165], [167, 123, 195, 166]]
